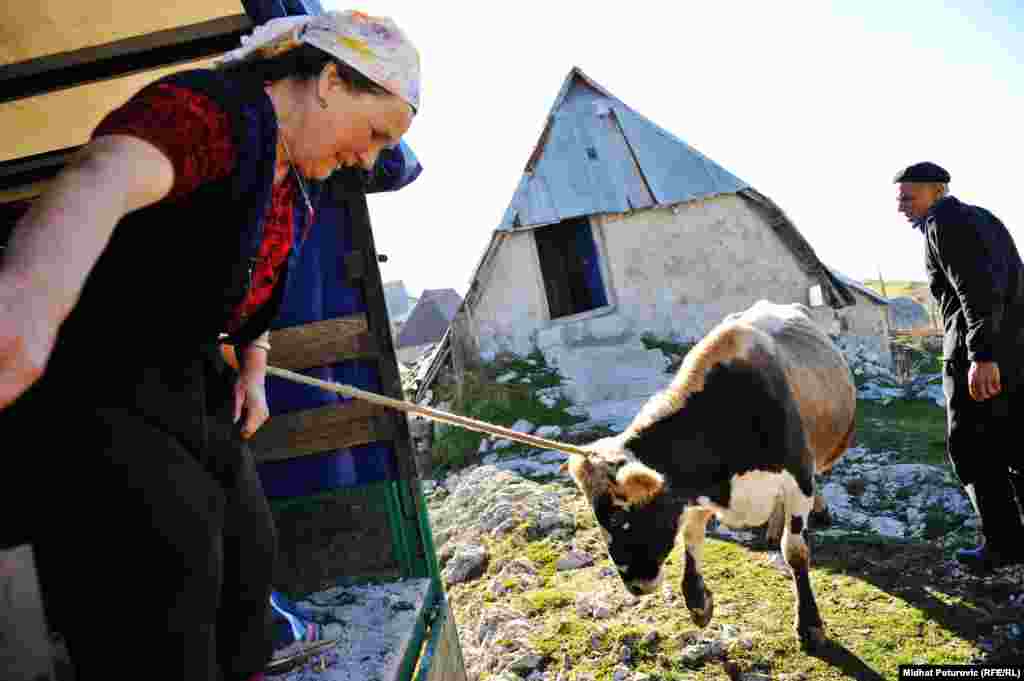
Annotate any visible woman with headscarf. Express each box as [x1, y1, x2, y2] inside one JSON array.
[[0, 10, 420, 681]]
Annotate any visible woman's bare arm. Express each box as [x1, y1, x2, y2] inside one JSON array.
[[0, 135, 174, 408], [3, 134, 174, 323]]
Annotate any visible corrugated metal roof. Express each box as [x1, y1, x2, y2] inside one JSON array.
[[500, 68, 749, 231], [420, 288, 463, 322], [828, 268, 890, 305], [396, 298, 450, 349]]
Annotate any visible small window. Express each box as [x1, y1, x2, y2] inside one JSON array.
[[534, 218, 609, 319], [808, 284, 825, 308]]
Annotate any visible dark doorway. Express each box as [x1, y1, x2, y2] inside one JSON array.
[[534, 217, 608, 319]]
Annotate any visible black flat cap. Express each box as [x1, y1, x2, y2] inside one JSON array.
[[893, 162, 950, 183]]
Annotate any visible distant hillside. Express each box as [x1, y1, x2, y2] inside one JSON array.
[[861, 279, 930, 303], [862, 279, 941, 330]]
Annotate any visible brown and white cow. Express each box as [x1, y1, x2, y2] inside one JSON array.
[[562, 301, 856, 650], [720, 303, 857, 541]]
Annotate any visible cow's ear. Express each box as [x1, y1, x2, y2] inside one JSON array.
[[566, 454, 596, 491], [615, 462, 664, 505]]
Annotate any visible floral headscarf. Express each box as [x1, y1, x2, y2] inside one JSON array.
[[217, 10, 420, 113]]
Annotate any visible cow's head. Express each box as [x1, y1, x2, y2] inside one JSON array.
[[563, 436, 679, 595]]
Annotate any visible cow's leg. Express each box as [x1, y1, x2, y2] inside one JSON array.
[[809, 492, 832, 528], [764, 492, 786, 544], [781, 486, 826, 650], [680, 506, 715, 628]]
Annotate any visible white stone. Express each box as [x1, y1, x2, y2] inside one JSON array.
[[495, 458, 563, 478], [544, 344, 667, 405], [539, 450, 567, 464], [870, 516, 906, 538], [510, 419, 536, 434], [556, 551, 595, 571], [493, 439, 514, 450], [536, 326, 563, 352], [535, 425, 563, 439], [586, 313, 630, 340], [443, 545, 488, 586], [496, 372, 518, 384]]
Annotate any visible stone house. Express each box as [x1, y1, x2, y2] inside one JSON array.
[[421, 68, 889, 406]]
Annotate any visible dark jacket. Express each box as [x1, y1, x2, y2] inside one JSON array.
[[923, 195, 1024, 375]]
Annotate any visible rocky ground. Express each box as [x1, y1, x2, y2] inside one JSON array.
[[419, 346, 1023, 680]]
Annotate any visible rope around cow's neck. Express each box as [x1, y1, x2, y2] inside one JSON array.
[[265, 365, 595, 458]]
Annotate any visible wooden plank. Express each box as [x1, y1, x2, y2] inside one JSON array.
[[270, 484, 402, 595], [249, 400, 394, 463], [0, 14, 252, 103], [267, 314, 377, 371]]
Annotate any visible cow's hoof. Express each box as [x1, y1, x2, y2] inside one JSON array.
[[751, 524, 779, 549], [797, 625, 827, 651], [688, 590, 714, 628], [809, 507, 832, 528]]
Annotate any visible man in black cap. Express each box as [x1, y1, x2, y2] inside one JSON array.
[[895, 161, 1024, 572]]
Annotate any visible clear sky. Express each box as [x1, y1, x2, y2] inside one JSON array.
[[328, 1, 1023, 299]]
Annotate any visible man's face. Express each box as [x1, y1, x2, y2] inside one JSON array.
[[897, 182, 942, 222]]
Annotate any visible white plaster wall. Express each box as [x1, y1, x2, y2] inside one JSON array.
[[838, 292, 892, 364], [468, 233, 548, 359], [597, 195, 823, 342]]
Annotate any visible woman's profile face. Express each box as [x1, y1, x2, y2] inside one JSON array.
[[294, 65, 414, 180]]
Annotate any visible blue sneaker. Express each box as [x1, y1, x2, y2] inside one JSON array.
[[955, 542, 1024, 573], [269, 591, 322, 648]]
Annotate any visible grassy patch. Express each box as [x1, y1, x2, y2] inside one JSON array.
[[523, 539, 562, 577], [861, 279, 929, 300], [430, 354, 582, 473], [640, 332, 696, 359], [641, 332, 696, 373], [447, 484, 1008, 681], [475, 534, 987, 680], [855, 398, 947, 465], [521, 588, 574, 615]]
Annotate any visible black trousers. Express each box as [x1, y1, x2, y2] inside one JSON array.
[[1, 347, 277, 680], [943, 359, 1024, 547]]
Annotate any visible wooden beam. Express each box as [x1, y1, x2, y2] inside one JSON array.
[[0, 147, 78, 191], [0, 14, 252, 104], [268, 314, 377, 371], [249, 400, 395, 463]]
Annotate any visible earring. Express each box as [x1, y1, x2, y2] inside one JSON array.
[[318, 95, 328, 110]]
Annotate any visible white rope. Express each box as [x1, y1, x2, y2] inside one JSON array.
[[265, 365, 594, 458]]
